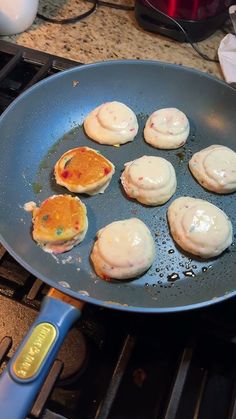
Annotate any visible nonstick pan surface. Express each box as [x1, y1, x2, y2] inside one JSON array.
[[0, 60, 235, 312]]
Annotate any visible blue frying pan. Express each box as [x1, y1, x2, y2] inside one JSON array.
[[0, 60, 235, 418]]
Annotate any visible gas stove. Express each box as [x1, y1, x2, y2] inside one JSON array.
[[1, 40, 236, 419]]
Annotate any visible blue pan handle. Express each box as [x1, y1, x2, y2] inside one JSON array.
[[0, 291, 83, 419]]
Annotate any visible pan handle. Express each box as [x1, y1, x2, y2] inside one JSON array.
[[0, 293, 83, 419]]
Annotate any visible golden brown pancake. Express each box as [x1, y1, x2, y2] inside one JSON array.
[[54, 147, 115, 195], [32, 194, 88, 253]]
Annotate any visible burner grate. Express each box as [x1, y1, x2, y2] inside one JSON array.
[[0, 40, 80, 114]]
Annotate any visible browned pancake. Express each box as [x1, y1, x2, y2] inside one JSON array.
[[54, 147, 115, 194], [32, 195, 88, 253]]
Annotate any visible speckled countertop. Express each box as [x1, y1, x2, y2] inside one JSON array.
[[1, 0, 229, 79]]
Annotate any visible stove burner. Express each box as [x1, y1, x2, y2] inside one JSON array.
[[58, 328, 87, 384]]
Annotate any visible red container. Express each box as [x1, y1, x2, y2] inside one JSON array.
[[149, 0, 232, 20], [135, 0, 235, 41]]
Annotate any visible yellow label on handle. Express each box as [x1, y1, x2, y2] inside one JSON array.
[[13, 323, 57, 380]]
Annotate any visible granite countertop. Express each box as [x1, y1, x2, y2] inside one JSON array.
[[1, 0, 229, 79]]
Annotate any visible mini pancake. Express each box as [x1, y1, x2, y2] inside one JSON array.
[[144, 108, 190, 149], [189, 145, 236, 194], [91, 218, 155, 280], [84, 101, 138, 145], [121, 155, 177, 206], [55, 147, 115, 195], [31, 194, 88, 253], [167, 197, 233, 259]]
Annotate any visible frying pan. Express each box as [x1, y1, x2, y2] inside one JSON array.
[[0, 60, 235, 418]]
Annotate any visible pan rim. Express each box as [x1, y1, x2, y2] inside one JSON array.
[[0, 59, 234, 125], [0, 59, 236, 313], [1, 231, 236, 313], [0, 225, 236, 314]]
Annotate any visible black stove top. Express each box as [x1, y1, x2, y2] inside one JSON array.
[[1, 40, 236, 419]]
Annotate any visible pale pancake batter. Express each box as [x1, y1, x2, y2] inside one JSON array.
[[144, 107, 189, 149], [91, 218, 155, 280], [167, 197, 233, 258], [189, 145, 236, 194], [84, 101, 138, 145], [121, 155, 177, 205]]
